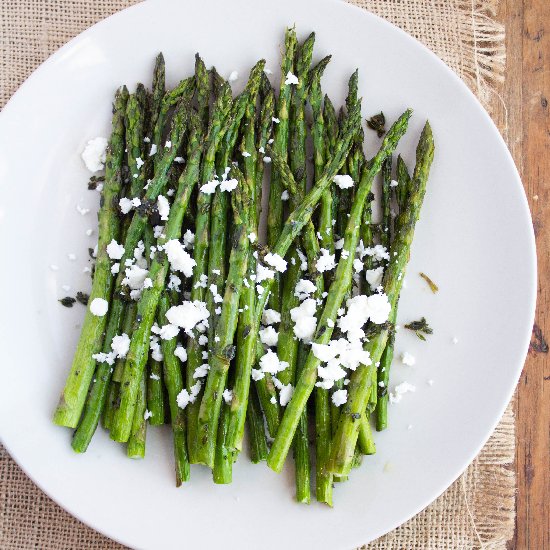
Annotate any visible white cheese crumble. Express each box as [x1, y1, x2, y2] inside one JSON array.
[[90, 297, 108, 317], [176, 381, 201, 409], [262, 309, 281, 325], [228, 70, 239, 82], [281, 190, 289, 201], [242, 151, 251, 158], [76, 204, 90, 215], [294, 279, 317, 301], [401, 352, 416, 366], [290, 298, 317, 342], [248, 232, 257, 243], [183, 229, 195, 250], [164, 239, 196, 277], [272, 116, 280, 123], [106, 239, 125, 260], [220, 177, 238, 192], [259, 326, 279, 347], [316, 248, 337, 273], [174, 346, 187, 362], [284, 71, 299, 85], [259, 349, 289, 375], [144, 410, 153, 420], [264, 253, 287, 273], [353, 258, 364, 273], [365, 266, 384, 291], [390, 179, 399, 188], [82, 137, 108, 172], [333, 174, 354, 189], [166, 301, 209, 332], [331, 389, 348, 407], [263, 156, 272, 164], [389, 381, 416, 404], [157, 195, 170, 221], [222, 388, 234, 404], [256, 263, 275, 283], [278, 384, 294, 406], [200, 179, 219, 194]]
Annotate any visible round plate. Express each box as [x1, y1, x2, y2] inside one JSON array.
[[0, 0, 536, 548]]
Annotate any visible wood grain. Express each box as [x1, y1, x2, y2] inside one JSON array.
[[498, 1, 550, 548]]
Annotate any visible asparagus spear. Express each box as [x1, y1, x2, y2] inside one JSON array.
[[246, 384, 269, 463], [376, 156, 412, 431], [266, 110, 412, 473], [186, 82, 233, 462], [158, 291, 190, 485], [53, 86, 129, 429], [147, 347, 166, 425], [195, 167, 252, 468], [267, 27, 297, 313], [127, 369, 147, 458], [111, 109, 203, 442], [220, 67, 274, 461], [328, 121, 435, 477]]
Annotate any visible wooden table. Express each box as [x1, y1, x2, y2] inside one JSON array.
[[498, 1, 550, 548]]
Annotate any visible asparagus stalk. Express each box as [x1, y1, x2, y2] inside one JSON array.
[[267, 27, 298, 313], [376, 156, 412, 431], [127, 369, 147, 458], [195, 167, 252, 468], [53, 86, 129, 428], [328, 121, 435, 476], [246, 384, 269, 463], [222, 68, 275, 458], [111, 109, 202, 442], [147, 351, 166, 425], [266, 110, 412, 473], [186, 82, 233, 462], [158, 292, 190, 486]]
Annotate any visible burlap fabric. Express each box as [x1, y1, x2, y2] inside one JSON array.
[[0, 1, 513, 548]]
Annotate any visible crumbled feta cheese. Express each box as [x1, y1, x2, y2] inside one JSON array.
[[256, 284, 265, 295], [166, 300, 209, 331], [390, 179, 399, 188], [334, 238, 344, 250], [220, 177, 238, 192], [270, 395, 277, 404], [264, 253, 287, 273], [259, 326, 279, 347], [61, 284, 71, 292], [200, 179, 219, 194], [194, 273, 208, 289], [67, 253, 76, 261], [353, 258, 364, 273], [149, 143, 158, 157], [290, 298, 317, 342], [111, 333, 130, 358], [174, 345, 188, 362], [259, 349, 288, 375], [248, 232, 257, 243], [194, 364, 210, 379], [164, 239, 196, 277], [366, 266, 384, 291], [242, 151, 251, 158], [85, 228, 93, 236], [76, 204, 90, 215], [281, 190, 289, 201], [262, 309, 281, 325], [183, 229, 195, 250], [165, 140, 172, 149], [316, 248, 337, 273], [256, 263, 275, 283], [294, 279, 317, 300], [251, 368, 264, 381], [106, 239, 125, 260], [228, 70, 239, 82], [331, 389, 348, 407], [341, 249, 350, 259], [82, 137, 108, 172], [119, 197, 134, 214], [389, 381, 416, 404], [263, 156, 272, 164], [333, 174, 354, 189], [122, 264, 149, 290], [90, 297, 108, 317], [279, 384, 294, 406], [284, 71, 299, 85], [135, 156, 145, 170], [157, 195, 170, 221], [222, 388, 234, 404], [401, 352, 416, 366], [327, 318, 334, 328], [272, 116, 280, 124]]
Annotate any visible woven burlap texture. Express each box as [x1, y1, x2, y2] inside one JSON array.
[[0, 1, 512, 549]]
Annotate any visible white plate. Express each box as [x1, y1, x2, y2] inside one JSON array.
[[0, 0, 536, 548]]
